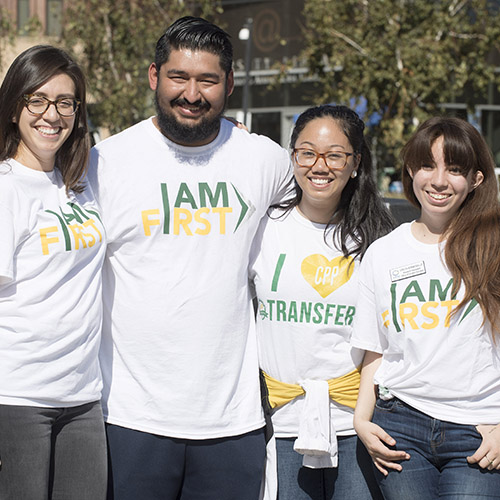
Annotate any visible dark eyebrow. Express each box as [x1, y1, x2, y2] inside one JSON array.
[[166, 69, 221, 81], [299, 141, 347, 150], [31, 92, 76, 99]]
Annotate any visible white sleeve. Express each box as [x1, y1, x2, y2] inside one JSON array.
[[269, 147, 294, 206], [0, 203, 16, 284], [350, 246, 387, 353]]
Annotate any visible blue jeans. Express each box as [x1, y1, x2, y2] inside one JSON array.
[[0, 401, 107, 500], [106, 423, 266, 500], [276, 435, 382, 500], [372, 397, 500, 499]]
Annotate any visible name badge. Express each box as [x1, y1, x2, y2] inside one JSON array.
[[390, 261, 426, 282]]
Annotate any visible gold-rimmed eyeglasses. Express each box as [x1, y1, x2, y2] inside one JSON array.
[[293, 148, 354, 170], [22, 94, 80, 117]]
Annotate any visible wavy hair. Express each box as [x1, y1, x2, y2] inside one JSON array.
[[275, 104, 394, 261], [155, 16, 232, 75], [402, 116, 500, 333], [0, 45, 89, 193]]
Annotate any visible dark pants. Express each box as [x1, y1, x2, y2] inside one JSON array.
[[106, 423, 266, 500], [0, 401, 107, 500]]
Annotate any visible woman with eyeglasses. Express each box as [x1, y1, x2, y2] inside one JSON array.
[[0, 45, 107, 499], [250, 105, 394, 499], [352, 117, 500, 499]]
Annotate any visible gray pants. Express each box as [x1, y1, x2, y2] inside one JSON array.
[[0, 400, 107, 500]]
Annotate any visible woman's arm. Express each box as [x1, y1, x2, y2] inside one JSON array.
[[354, 350, 410, 475]]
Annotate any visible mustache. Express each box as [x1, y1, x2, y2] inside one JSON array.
[[171, 98, 211, 112]]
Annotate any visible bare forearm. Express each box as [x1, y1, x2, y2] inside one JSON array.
[[354, 350, 381, 427]]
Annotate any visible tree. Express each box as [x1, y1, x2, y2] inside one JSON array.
[[300, 0, 500, 168], [62, 0, 221, 134], [0, 6, 15, 71]]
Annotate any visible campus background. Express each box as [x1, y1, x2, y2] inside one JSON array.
[[1, 0, 499, 193]]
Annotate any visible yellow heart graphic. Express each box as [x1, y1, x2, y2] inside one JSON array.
[[301, 254, 355, 298]]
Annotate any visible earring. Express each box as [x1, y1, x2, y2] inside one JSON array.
[[351, 170, 358, 179]]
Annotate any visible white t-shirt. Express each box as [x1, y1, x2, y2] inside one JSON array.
[[351, 222, 500, 425], [250, 208, 364, 437], [88, 117, 292, 439], [0, 159, 105, 407]]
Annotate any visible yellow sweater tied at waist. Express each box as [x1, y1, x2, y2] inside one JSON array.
[[262, 366, 361, 410]]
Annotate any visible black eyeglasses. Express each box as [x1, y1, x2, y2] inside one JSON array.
[[293, 148, 354, 170], [23, 94, 80, 117]]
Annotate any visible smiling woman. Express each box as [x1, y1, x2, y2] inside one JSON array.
[[353, 117, 500, 500], [250, 104, 394, 500], [15, 74, 78, 172], [0, 46, 107, 499]]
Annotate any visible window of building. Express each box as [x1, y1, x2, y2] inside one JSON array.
[[480, 107, 500, 167], [17, 0, 30, 35], [47, 0, 63, 37]]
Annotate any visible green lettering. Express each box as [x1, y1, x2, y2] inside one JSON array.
[[312, 303, 324, 324], [324, 304, 336, 324], [429, 279, 454, 301], [391, 283, 401, 333], [300, 302, 312, 323], [344, 306, 356, 325], [271, 254, 286, 292], [288, 301, 298, 322], [45, 210, 71, 250], [400, 280, 425, 303], [335, 304, 346, 325], [277, 300, 287, 321], [174, 183, 197, 209], [199, 182, 228, 207], [267, 299, 275, 321], [66, 203, 89, 223], [161, 183, 170, 234]]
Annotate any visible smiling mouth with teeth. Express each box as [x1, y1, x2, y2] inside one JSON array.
[[37, 127, 60, 136], [310, 178, 332, 185], [428, 192, 450, 200]]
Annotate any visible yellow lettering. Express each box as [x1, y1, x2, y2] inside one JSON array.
[[212, 207, 232, 234], [174, 208, 193, 235], [442, 300, 460, 327], [39, 226, 59, 255], [421, 302, 439, 329], [83, 218, 102, 243], [194, 208, 211, 235], [399, 302, 419, 330], [382, 309, 390, 328], [68, 224, 87, 250], [142, 209, 160, 236]]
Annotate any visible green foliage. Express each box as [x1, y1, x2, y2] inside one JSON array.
[[0, 7, 15, 71], [301, 0, 500, 168], [62, 0, 221, 134]]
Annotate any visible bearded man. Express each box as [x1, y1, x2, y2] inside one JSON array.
[[88, 16, 291, 500]]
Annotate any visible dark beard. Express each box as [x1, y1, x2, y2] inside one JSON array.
[[155, 93, 224, 145]]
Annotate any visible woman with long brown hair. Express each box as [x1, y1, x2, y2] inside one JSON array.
[[352, 116, 500, 499], [0, 45, 106, 499]]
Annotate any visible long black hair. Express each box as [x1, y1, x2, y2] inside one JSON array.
[[276, 104, 394, 260]]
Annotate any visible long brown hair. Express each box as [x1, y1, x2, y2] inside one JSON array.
[[0, 45, 89, 192], [402, 117, 500, 334]]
